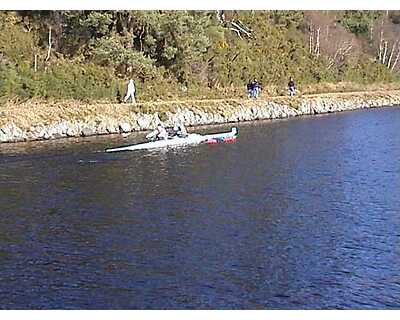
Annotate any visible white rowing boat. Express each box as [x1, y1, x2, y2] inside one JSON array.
[[105, 127, 238, 152]]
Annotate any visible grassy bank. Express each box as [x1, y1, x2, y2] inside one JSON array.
[[2, 89, 400, 131]]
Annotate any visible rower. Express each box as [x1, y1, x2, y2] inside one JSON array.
[[146, 123, 168, 140], [173, 119, 188, 138], [156, 123, 168, 140]]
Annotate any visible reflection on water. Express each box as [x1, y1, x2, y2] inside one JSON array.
[[0, 108, 400, 309]]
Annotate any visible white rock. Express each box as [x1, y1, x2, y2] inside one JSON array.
[[119, 122, 131, 133]]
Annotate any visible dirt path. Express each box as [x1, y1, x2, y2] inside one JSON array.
[[2, 89, 400, 129]]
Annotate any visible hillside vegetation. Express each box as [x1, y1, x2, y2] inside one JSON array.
[[1, 10, 400, 104]]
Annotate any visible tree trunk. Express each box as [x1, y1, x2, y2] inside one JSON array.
[[45, 26, 52, 62], [387, 41, 397, 68], [216, 10, 225, 23], [378, 30, 383, 62], [315, 28, 320, 57], [139, 25, 145, 52], [391, 46, 400, 71], [382, 40, 388, 65]]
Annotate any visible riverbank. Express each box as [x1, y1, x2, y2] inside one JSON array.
[[1, 90, 400, 143]]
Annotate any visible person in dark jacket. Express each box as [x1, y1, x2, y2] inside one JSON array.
[[288, 77, 296, 96], [247, 78, 262, 98], [247, 80, 253, 98], [253, 79, 261, 98]]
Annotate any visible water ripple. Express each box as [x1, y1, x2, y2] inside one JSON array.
[[1, 108, 400, 309]]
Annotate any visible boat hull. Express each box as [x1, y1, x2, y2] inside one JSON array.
[[105, 127, 237, 153]]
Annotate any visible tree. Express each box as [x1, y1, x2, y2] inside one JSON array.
[[304, 11, 362, 71], [372, 15, 400, 71]]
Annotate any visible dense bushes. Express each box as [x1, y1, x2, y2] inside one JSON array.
[[0, 61, 121, 102], [1, 10, 400, 105]]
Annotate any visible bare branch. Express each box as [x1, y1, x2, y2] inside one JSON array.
[[342, 43, 353, 56], [327, 58, 335, 69], [237, 20, 253, 33], [231, 52, 240, 62]]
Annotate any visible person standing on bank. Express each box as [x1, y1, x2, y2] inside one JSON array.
[[288, 77, 296, 96], [253, 78, 261, 98], [124, 79, 136, 103]]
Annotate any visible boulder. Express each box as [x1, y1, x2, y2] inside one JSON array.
[[0, 123, 26, 142], [95, 122, 109, 135], [137, 114, 153, 129], [0, 129, 8, 142], [106, 126, 119, 134], [81, 125, 96, 137], [119, 122, 132, 133], [66, 123, 80, 137], [47, 123, 65, 139]]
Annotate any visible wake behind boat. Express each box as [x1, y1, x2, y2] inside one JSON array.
[[105, 127, 238, 152]]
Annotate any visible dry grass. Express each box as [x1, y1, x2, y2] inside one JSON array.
[[299, 82, 400, 95], [2, 89, 400, 130]]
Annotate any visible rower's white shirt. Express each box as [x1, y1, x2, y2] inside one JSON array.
[[179, 124, 187, 135], [157, 126, 168, 139], [174, 122, 187, 135]]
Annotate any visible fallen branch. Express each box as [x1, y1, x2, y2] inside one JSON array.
[[230, 27, 243, 39], [231, 21, 252, 38]]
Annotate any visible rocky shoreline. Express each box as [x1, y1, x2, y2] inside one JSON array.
[[1, 91, 400, 144]]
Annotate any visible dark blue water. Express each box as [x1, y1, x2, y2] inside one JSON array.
[[1, 107, 400, 309]]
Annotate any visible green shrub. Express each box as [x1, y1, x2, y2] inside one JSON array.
[[1, 10, 400, 106]]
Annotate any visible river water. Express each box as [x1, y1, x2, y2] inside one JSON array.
[[0, 107, 400, 309]]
